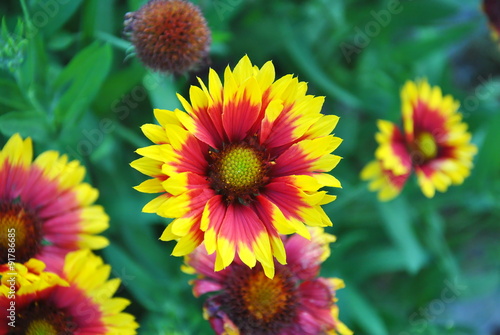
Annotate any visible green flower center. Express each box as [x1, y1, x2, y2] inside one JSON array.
[[414, 132, 438, 160], [208, 142, 269, 204], [26, 319, 58, 335], [220, 146, 262, 190], [0, 202, 42, 264]]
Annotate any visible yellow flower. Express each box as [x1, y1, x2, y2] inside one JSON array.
[[0, 250, 138, 334], [0, 134, 109, 272], [131, 55, 342, 278], [361, 80, 477, 200], [183, 228, 352, 335]]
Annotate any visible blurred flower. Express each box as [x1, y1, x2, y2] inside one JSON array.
[[483, 0, 500, 39], [183, 227, 352, 335], [0, 134, 109, 272], [361, 80, 477, 201], [131, 55, 342, 278], [0, 250, 138, 334], [124, 0, 211, 74]]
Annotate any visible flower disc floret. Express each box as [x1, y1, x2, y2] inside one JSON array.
[[208, 142, 269, 204], [0, 202, 42, 263]]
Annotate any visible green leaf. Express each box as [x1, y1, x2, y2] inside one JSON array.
[[346, 246, 408, 280], [0, 78, 31, 111], [0, 110, 52, 141], [342, 286, 388, 335], [393, 22, 478, 63], [33, 0, 84, 36], [102, 243, 167, 311], [281, 23, 363, 109], [473, 113, 500, 186], [146, 72, 184, 111], [378, 197, 428, 274], [423, 208, 460, 279], [53, 42, 112, 124]]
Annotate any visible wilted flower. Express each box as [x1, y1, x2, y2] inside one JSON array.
[[124, 0, 211, 74]]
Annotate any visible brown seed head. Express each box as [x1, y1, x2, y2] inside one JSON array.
[[124, 0, 211, 74]]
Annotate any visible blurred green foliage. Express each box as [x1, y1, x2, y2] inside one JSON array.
[[1, 0, 499, 334]]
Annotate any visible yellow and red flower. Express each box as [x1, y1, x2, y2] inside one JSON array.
[[131, 55, 342, 278], [183, 227, 351, 335], [483, 0, 500, 39], [361, 80, 477, 201], [0, 134, 109, 272], [0, 250, 138, 334]]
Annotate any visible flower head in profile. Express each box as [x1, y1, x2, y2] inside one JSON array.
[[131, 55, 342, 278], [0, 250, 138, 334], [361, 80, 477, 201], [483, 0, 500, 39], [124, 0, 211, 74], [183, 227, 351, 335], [0, 134, 109, 272]]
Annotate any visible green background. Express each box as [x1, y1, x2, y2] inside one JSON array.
[[1, 0, 499, 334]]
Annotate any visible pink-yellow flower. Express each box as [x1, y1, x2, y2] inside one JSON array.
[[0, 250, 138, 334], [361, 80, 477, 201], [183, 227, 352, 335], [131, 55, 342, 278], [0, 134, 109, 273]]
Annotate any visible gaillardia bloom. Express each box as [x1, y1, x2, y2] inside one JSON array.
[[183, 227, 352, 335], [0, 134, 109, 272], [131, 55, 342, 278], [0, 250, 138, 334], [361, 80, 477, 201], [483, 0, 500, 39], [124, 0, 211, 74]]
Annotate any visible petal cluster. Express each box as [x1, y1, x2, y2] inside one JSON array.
[[131, 55, 342, 278], [361, 80, 477, 200], [0, 250, 138, 334], [0, 134, 109, 272], [183, 227, 352, 335]]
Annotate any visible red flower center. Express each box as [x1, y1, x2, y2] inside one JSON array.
[[208, 141, 270, 204], [222, 265, 297, 334], [14, 300, 75, 334], [0, 202, 43, 264]]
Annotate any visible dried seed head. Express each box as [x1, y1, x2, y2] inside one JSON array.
[[124, 0, 211, 74]]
